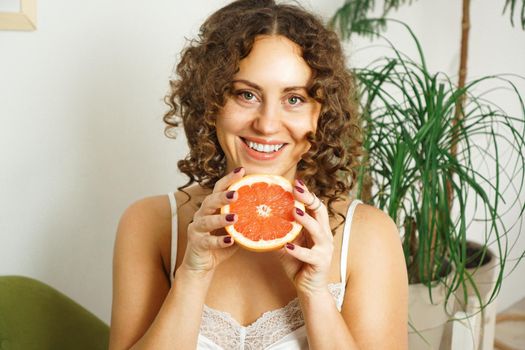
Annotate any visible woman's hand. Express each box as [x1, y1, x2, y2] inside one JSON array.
[[178, 167, 244, 277], [279, 179, 334, 296]]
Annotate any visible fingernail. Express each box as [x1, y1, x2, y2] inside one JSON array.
[[294, 186, 304, 193], [295, 207, 304, 216], [297, 179, 305, 186], [234, 167, 242, 173], [286, 243, 295, 250], [224, 236, 232, 244], [226, 214, 235, 222], [226, 191, 235, 199]]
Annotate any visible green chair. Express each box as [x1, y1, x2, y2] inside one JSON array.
[[0, 275, 109, 350]]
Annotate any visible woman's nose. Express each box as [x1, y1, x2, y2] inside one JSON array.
[[252, 101, 282, 135]]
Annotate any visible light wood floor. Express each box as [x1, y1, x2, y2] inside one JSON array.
[[494, 298, 525, 350]]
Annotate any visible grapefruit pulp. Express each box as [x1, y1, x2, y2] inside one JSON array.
[[221, 174, 305, 251]]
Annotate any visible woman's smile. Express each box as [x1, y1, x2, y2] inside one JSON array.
[[239, 136, 288, 161]]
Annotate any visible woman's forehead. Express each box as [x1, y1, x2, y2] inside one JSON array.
[[233, 35, 312, 89]]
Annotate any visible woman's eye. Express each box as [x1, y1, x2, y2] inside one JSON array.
[[241, 91, 255, 101], [287, 95, 304, 105]]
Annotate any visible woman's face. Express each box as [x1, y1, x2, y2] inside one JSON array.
[[216, 35, 321, 181]]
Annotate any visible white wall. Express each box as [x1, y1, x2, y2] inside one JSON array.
[[1, 0, 523, 324]]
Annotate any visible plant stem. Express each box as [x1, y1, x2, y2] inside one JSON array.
[[448, 0, 471, 209]]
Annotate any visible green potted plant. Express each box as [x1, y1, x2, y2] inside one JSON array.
[[329, 5, 525, 347]]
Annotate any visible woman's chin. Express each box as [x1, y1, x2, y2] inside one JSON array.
[[241, 165, 296, 181]]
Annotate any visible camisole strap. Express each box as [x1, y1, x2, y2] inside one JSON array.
[[168, 191, 178, 283], [339, 199, 362, 300]]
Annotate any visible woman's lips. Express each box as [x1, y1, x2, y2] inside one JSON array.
[[240, 137, 287, 161]]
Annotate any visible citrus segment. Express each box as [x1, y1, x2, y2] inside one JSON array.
[[221, 174, 304, 251]]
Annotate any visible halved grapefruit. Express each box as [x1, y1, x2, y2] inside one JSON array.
[[221, 174, 304, 252]]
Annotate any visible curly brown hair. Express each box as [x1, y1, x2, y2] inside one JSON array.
[[163, 0, 362, 218]]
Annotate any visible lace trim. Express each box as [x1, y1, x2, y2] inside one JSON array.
[[199, 282, 343, 349]]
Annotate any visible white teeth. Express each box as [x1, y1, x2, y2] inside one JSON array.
[[247, 140, 284, 153]]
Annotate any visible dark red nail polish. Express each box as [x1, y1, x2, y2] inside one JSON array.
[[234, 167, 242, 173], [226, 191, 235, 199], [294, 186, 304, 193], [298, 179, 305, 186], [286, 243, 295, 250], [226, 214, 235, 222], [224, 236, 232, 244], [295, 207, 304, 216]]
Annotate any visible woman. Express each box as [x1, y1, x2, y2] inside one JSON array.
[[109, 1, 408, 349]]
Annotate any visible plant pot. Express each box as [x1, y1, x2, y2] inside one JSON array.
[[409, 277, 455, 349], [440, 241, 500, 350]]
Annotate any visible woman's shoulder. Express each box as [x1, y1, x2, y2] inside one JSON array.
[[346, 201, 402, 275], [328, 196, 375, 229], [122, 195, 171, 222], [353, 202, 396, 229], [349, 201, 399, 247], [119, 183, 209, 222], [113, 195, 174, 282], [116, 195, 173, 248], [330, 196, 392, 223], [114, 185, 207, 278], [117, 184, 213, 241]]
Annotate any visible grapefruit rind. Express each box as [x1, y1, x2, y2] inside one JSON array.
[[221, 174, 305, 252]]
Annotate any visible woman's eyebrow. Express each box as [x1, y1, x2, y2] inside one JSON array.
[[232, 79, 308, 93]]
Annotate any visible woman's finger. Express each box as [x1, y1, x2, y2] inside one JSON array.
[[213, 167, 245, 193], [283, 242, 319, 266], [195, 234, 235, 251], [293, 179, 330, 228], [293, 207, 331, 247], [190, 213, 237, 234], [197, 188, 238, 216]]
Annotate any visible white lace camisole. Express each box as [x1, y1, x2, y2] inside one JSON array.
[[168, 192, 362, 349]]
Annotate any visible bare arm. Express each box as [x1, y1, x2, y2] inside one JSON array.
[[298, 289, 360, 349], [108, 197, 172, 349], [340, 205, 408, 349]]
